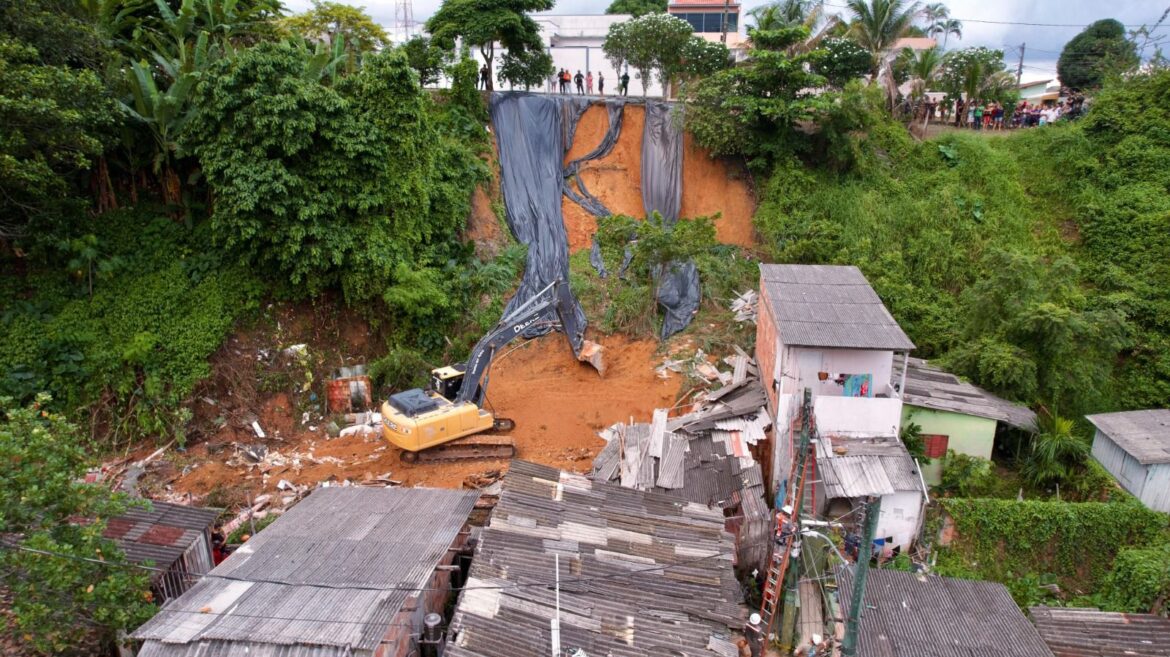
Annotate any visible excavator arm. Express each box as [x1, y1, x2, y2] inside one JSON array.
[[455, 280, 603, 406]]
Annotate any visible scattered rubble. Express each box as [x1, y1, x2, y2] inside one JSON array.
[[730, 289, 758, 324]]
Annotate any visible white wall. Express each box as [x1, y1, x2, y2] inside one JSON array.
[[813, 396, 903, 438], [778, 346, 896, 398], [877, 490, 923, 551]]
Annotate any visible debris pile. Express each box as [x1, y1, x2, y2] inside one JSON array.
[[591, 350, 772, 571], [730, 289, 758, 324]]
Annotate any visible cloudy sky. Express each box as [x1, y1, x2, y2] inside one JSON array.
[[282, 0, 1167, 82]]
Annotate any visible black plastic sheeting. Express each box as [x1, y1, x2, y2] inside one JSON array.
[[489, 92, 587, 348], [642, 101, 699, 339], [563, 99, 626, 218]]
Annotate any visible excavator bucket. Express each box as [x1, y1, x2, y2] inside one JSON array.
[[577, 339, 606, 376]]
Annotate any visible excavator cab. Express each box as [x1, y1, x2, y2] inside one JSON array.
[[430, 364, 466, 401]]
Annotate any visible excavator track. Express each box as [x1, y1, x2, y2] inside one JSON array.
[[401, 435, 517, 463]]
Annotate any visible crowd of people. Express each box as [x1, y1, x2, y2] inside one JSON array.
[[907, 95, 1085, 131], [551, 68, 630, 96]]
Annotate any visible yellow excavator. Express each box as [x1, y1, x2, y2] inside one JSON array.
[[380, 280, 604, 462]]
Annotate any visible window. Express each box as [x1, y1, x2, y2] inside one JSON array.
[[922, 434, 949, 459], [674, 11, 738, 33]]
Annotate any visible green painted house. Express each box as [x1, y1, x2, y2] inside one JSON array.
[[899, 357, 1037, 484]]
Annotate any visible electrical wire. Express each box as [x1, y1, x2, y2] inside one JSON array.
[[820, 2, 1169, 29]]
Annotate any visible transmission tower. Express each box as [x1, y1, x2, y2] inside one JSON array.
[[394, 0, 414, 42]]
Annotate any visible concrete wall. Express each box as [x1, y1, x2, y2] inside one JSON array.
[[877, 490, 923, 552], [813, 395, 903, 438], [903, 406, 996, 485], [777, 346, 896, 399]]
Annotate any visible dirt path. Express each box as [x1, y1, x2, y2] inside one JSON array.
[[159, 334, 680, 498]]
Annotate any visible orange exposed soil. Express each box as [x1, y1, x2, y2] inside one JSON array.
[[160, 333, 680, 497], [561, 103, 756, 252]]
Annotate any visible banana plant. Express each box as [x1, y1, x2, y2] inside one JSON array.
[[296, 33, 348, 85], [120, 59, 196, 207]]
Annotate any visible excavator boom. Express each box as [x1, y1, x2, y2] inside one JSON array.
[[380, 279, 603, 461]]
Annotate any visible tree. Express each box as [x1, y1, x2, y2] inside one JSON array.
[[425, 0, 554, 92], [605, 0, 667, 17], [283, 0, 389, 62], [749, 0, 824, 29], [684, 25, 829, 169], [1058, 18, 1139, 91], [813, 36, 872, 87], [497, 46, 554, 89], [901, 44, 942, 97], [0, 395, 156, 653], [401, 34, 446, 86], [933, 17, 961, 48], [1020, 411, 1089, 490], [603, 13, 694, 97], [678, 35, 732, 81], [936, 46, 1011, 102], [845, 0, 921, 75], [0, 10, 117, 238]]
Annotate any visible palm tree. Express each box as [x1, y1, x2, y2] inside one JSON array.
[[1021, 412, 1089, 491], [934, 18, 962, 48], [846, 0, 922, 75], [903, 45, 942, 97], [749, 0, 824, 31]]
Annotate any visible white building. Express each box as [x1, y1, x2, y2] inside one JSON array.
[[755, 264, 926, 551]]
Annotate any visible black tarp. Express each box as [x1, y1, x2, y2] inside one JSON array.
[[642, 101, 699, 339], [563, 99, 626, 218], [489, 92, 587, 348]]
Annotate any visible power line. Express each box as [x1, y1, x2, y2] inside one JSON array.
[[821, 1, 1167, 29]]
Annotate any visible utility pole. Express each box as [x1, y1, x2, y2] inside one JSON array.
[[841, 496, 882, 657], [1016, 42, 1026, 86], [720, 0, 731, 44]]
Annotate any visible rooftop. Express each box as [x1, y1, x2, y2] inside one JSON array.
[[837, 568, 1054, 657], [901, 355, 1038, 431], [669, 0, 742, 7], [132, 487, 477, 657], [104, 501, 220, 573], [759, 264, 915, 351], [816, 434, 923, 498], [447, 460, 745, 657], [1030, 606, 1170, 657], [1085, 409, 1170, 465]]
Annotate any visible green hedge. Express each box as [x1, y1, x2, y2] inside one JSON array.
[[938, 498, 1168, 595]]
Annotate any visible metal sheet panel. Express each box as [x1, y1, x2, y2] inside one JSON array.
[[1086, 409, 1170, 464]]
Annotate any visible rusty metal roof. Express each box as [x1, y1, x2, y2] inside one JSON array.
[[1030, 606, 1170, 657], [837, 568, 1054, 657], [1085, 409, 1170, 464], [901, 355, 1038, 431], [104, 502, 220, 574], [759, 264, 915, 351], [132, 487, 477, 657], [448, 460, 745, 657]]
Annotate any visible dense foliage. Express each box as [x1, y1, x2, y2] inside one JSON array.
[[283, 0, 389, 58], [814, 37, 873, 88], [605, 0, 667, 17], [937, 498, 1168, 606], [1058, 18, 1139, 91], [602, 13, 721, 96], [185, 44, 486, 307], [0, 396, 156, 652], [425, 0, 554, 90]]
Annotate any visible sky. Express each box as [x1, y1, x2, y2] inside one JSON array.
[[281, 0, 1167, 83]]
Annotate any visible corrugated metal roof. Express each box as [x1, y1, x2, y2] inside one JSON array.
[[449, 460, 745, 657], [1029, 606, 1170, 657], [132, 487, 477, 657], [901, 355, 1037, 430], [1085, 409, 1170, 464], [104, 501, 220, 572], [837, 568, 1053, 657], [817, 435, 922, 498], [759, 264, 915, 351]]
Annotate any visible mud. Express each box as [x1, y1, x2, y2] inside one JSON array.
[[159, 333, 681, 497], [561, 103, 756, 252]]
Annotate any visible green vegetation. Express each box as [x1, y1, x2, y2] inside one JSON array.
[[603, 13, 730, 96], [425, 0, 554, 90], [605, 0, 666, 17], [937, 498, 1168, 606], [0, 395, 155, 651], [1058, 19, 1139, 91]]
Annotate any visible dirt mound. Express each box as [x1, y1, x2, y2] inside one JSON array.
[[561, 103, 757, 252], [156, 333, 681, 497]]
